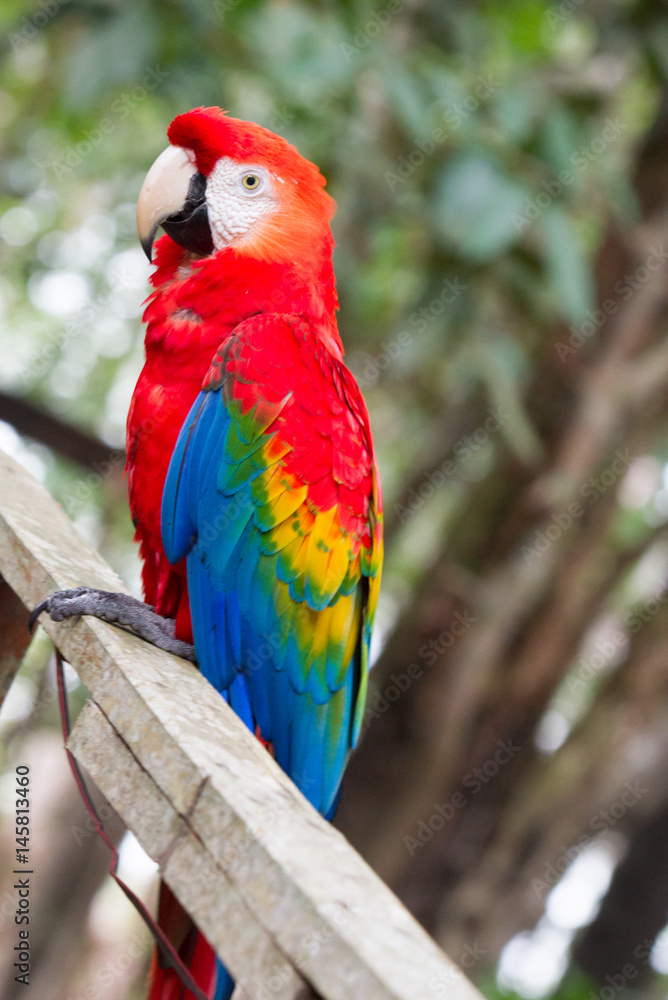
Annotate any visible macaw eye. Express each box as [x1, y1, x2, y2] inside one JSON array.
[[241, 173, 261, 191]]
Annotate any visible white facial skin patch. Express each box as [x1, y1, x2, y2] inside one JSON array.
[[204, 156, 279, 250]]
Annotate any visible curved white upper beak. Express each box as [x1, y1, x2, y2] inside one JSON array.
[[136, 145, 198, 261]]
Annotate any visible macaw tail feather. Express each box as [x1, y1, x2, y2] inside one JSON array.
[[213, 959, 235, 1000], [147, 884, 233, 1000]]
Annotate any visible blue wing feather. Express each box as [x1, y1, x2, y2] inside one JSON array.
[[161, 329, 376, 818]]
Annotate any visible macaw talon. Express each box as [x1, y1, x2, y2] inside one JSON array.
[[29, 586, 197, 663]]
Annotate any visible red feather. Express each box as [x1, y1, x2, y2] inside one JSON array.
[[127, 108, 380, 1000], [147, 886, 216, 1000]]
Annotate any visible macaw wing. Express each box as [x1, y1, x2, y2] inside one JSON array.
[[161, 313, 382, 815]]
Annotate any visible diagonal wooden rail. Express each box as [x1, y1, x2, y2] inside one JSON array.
[[0, 448, 486, 1000]]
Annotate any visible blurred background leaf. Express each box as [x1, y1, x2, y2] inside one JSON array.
[[3, 1, 668, 999]]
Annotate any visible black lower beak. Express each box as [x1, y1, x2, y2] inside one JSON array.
[[143, 172, 214, 261]]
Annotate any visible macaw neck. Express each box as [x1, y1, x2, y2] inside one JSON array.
[[142, 235, 343, 363]]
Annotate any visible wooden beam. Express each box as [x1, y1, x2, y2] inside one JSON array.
[[0, 448, 485, 1000], [0, 575, 31, 708], [68, 701, 315, 1000]]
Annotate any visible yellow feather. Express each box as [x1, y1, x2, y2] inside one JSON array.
[[305, 505, 338, 590]]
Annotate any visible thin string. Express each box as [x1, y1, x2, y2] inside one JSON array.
[[55, 650, 211, 1000]]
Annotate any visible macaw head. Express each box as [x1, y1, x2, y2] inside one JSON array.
[[136, 107, 336, 265]]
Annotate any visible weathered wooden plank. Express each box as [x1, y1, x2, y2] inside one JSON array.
[[68, 700, 315, 1000], [0, 574, 32, 708], [0, 448, 485, 1000]]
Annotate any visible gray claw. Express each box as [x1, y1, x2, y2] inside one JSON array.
[[30, 587, 197, 663]]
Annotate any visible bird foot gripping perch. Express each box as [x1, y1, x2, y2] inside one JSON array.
[[29, 106, 383, 1000], [29, 587, 197, 663]]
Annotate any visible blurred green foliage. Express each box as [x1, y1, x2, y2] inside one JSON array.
[[0, 0, 652, 589], [3, 1, 668, 997]]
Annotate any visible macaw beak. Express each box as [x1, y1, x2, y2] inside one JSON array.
[[136, 145, 214, 262]]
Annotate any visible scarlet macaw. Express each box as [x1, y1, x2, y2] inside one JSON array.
[[33, 107, 383, 1000]]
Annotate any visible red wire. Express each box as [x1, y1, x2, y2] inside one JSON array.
[[55, 651, 212, 1000]]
